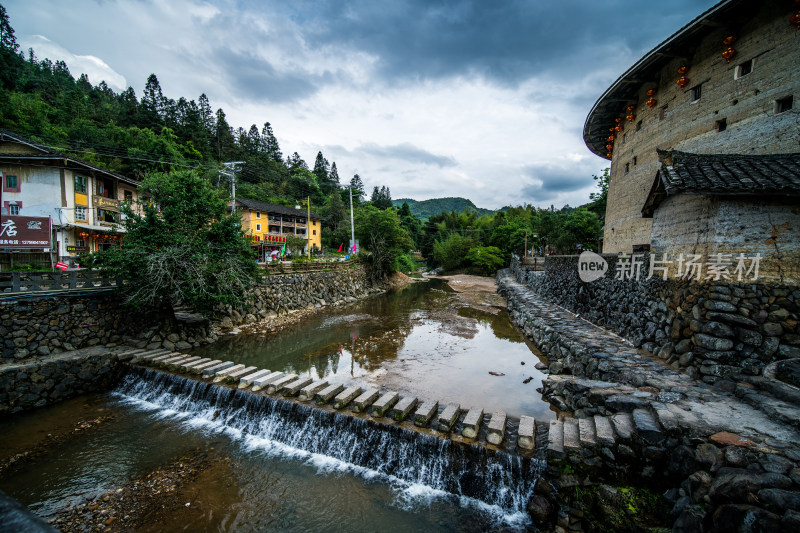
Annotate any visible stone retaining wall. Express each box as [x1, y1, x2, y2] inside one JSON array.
[[0, 347, 124, 416], [510, 257, 800, 383], [2, 267, 383, 362]]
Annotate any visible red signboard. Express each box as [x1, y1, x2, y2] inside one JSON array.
[[0, 215, 52, 249]]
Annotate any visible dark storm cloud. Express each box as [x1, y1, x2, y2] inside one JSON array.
[[209, 45, 321, 104], [521, 165, 594, 202], [356, 142, 457, 167], [279, 0, 717, 87]]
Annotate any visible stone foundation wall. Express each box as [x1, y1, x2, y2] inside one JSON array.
[[0, 347, 124, 416], [509, 257, 800, 382], [2, 267, 383, 360], [0, 293, 166, 363]]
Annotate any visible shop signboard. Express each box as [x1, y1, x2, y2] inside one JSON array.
[[0, 215, 52, 250]]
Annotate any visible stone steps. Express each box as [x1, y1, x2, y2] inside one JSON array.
[[128, 355, 546, 450]]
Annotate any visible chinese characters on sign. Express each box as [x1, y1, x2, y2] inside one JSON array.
[[0, 216, 52, 249], [614, 253, 761, 282]]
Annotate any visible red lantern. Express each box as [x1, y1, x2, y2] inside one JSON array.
[[722, 35, 737, 46], [626, 104, 636, 112], [626, 113, 636, 123], [79, 232, 89, 239], [606, 143, 614, 151], [615, 117, 622, 123], [645, 98, 657, 108], [614, 124, 624, 132], [677, 65, 689, 75], [606, 152, 613, 158], [676, 76, 690, 89], [645, 88, 657, 97], [608, 134, 616, 142], [790, 12, 800, 29], [609, 127, 615, 132], [721, 47, 737, 63]]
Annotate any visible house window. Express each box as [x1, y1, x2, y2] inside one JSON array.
[[3, 174, 19, 192], [633, 156, 638, 166], [690, 84, 702, 102], [622, 133, 627, 144], [636, 120, 642, 132], [75, 175, 87, 194], [256, 223, 261, 232], [124, 190, 133, 201], [659, 105, 668, 120], [9, 203, 19, 215], [76, 238, 85, 248], [716, 118, 727, 132], [256, 211, 261, 219], [313, 230, 317, 236], [736, 60, 752, 78], [775, 96, 793, 114], [75, 206, 88, 221], [624, 163, 630, 174]]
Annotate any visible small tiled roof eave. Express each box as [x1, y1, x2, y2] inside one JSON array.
[[0, 129, 140, 187], [642, 150, 800, 217], [234, 197, 322, 220]]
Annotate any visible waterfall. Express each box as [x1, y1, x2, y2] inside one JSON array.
[[113, 367, 543, 528]]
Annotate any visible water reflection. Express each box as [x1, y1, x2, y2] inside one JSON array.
[[192, 279, 555, 419]]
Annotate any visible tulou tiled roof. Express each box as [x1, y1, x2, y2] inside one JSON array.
[[642, 150, 800, 216], [234, 196, 321, 219]]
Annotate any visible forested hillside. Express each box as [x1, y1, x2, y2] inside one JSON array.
[[391, 197, 494, 220], [0, 5, 342, 208]]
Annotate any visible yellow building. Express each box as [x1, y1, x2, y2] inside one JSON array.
[[232, 197, 322, 259]]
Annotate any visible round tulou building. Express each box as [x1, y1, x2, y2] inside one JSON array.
[[584, 0, 800, 283]]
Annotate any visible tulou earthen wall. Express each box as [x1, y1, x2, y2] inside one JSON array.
[[510, 256, 800, 383], [603, 2, 800, 253]]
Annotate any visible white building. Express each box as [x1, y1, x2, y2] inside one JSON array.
[[0, 130, 140, 264]]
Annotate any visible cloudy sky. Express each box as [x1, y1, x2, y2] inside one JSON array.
[[6, 0, 717, 209]]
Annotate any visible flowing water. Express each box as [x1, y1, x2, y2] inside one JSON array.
[[0, 279, 554, 531]]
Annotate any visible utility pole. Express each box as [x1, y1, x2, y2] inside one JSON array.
[[221, 161, 244, 207], [524, 232, 528, 264], [307, 196, 311, 261]]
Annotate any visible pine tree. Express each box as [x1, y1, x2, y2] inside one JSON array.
[[261, 122, 282, 163], [142, 74, 165, 123], [215, 108, 235, 160], [0, 5, 18, 52], [329, 162, 340, 186], [198, 93, 214, 135], [313, 151, 329, 182], [287, 152, 307, 170], [350, 174, 365, 203]]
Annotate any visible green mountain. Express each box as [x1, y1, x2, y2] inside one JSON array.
[[392, 197, 494, 220]]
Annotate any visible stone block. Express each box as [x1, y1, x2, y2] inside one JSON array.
[[238, 369, 271, 388], [298, 380, 328, 401], [370, 391, 399, 417], [266, 373, 298, 394], [314, 383, 344, 405], [333, 385, 363, 409], [252, 371, 283, 390], [351, 388, 380, 412], [486, 411, 507, 446], [461, 407, 484, 439], [202, 361, 234, 377], [413, 400, 438, 427], [518, 415, 535, 450], [578, 417, 597, 448], [190, 360, 222, 374], [282, 377, 314, 397], [437, 403, 460, 432], [547, 420, 565, 458], [391, 396, 418, 421], [610, 412, 635, 440], [632, 409, 663, 444], [593, 416, 616, 447]]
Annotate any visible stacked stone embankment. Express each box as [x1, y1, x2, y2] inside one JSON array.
[[0, 347, 124, 415], [1, 267, 383, 363], [498, 269, 800, 531], [511, 255, 800, 384]]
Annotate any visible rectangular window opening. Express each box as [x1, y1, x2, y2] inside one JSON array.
[[9, 203, 20, 215], [633, 156, 638, 166], [736, 60, 753, 78], [659, 105, 668, 120], [690, 84, 702, 102], [256, 212, 261, 219], [624, 163, 630, 174], [256, 224, 261, 232], [636, 120, 642, 132], [75, 206, 88, 221], [716, 118, 727, 132], [74, 175, 87, 194], [775, 95, 794, 114]]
